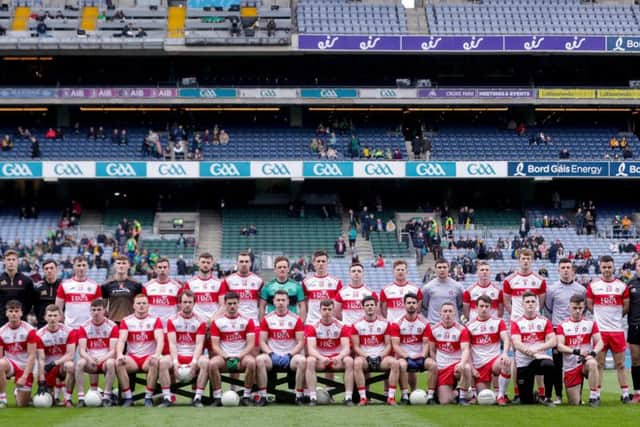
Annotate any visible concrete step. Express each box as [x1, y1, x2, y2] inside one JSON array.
[[198, 209, 222, 259]]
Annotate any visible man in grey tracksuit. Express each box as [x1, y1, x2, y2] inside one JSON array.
[[421, 259, 464, 324]]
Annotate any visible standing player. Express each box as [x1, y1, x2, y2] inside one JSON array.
[[101, 255, 142, 324], [142, 257, 182, 327], [544, 258, 586, 404], [380, 260, 422, 323], [36, 304, 76, 407], [462, 261, 503, 322], [426, 302, 472, 405], [422, 259, 464, 324], [255, 290, 306, 406], [209, 292, 256, 407], [0, 250, 36, 326], [503, 249, 547, 320], [167, 290, 209, 407], [305, 299, 354, 406], [116, 293, 166, 407], [466, 295, 511, 406], [556, 294, 603, 406], [510, 292, 556, 406], [0, 300, 40, 408], [390, 293, 437, 404], [586, 255, 631, 403], [34, 259, 63, 327], [352, 295, 399, 406], [220, 251, 263, 325], [184, 252, 225, 321], [628, 257, 640, 403], [75, 299, 119, 407], [302, 250, 342, 325], [260, 256, 305, 320], [334, 262, 378, 327], [55, 256, 102, 329]]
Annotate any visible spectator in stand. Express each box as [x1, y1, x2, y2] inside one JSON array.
[[622, 215, 633, 237], [266, 18, 276, 36], [519, 217, 530, 238], [111, 128, 119, 143], [347, 226, 357, 251], [372, 254, 384, 268], [610, 136, 620, 150], [176, 255, 187, 276], [1, 134, 13, 151], [620, 136, 628, 150], [119, 129, 128, 145], [411, 136, 421, 159], [623, 146, 633, 159], [248, 224, 257, 236], [362, 145, 370, 159], [45, 128, 56, 140], [96, 126, 105, 140], [516, 122, 526, 135], [421, 136, 432, 160], [392, 148, 402, 160], [584, 211, 595, 235], [350, 134, 360, 158], [559, 148, 570, 159], [334, 236, 346, 256], [219, 130, 229, 145], [30, 137, 41, 158], [87, 126, 96, 140], [575, 208, 584, 235], [326, 146, 338, 159], [386, 218, 396, 233]]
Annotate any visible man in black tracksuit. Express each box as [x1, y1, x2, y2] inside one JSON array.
[[33, 258, 62, 327], [627, 259, 640, 403], [0, 250, 36, 325]]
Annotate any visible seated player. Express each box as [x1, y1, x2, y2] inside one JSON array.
[[352, 295, 399, 406], [116, 293, 166, 407], [75, 299, 119, 407], [466, 295, 511, 406], [167, 289, 210, 407], [305, 299, 354, 406], [426, 302, 472, 405], [0, 300, 40, 408], [556, 294, 604, 406], [511, 292, 557, 406], [209, 292, 256, 407], [390, 293, 437, 405], [256, 290, 306, 406], [36, 304, 76, 407]]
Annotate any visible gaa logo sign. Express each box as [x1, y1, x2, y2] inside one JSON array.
[[1, 163, 35, 177], [364, 164, 394, 176], [209, 163, 240, 176], [466, 163, 496, 176], [261, 163, 291, 176], [416, 163, 447, 176], [378, 89, 397, 98], [158, 164, 187, 176], [313, 163, 343, 176], [259, 89, 278, 97], [106, 163, 137, 176], [53, 163, 84, 176], [320, 89, 338, 98]]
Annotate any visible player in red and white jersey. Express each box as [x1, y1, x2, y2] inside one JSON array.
[[556, 294, 603, 406], [210, 291, 256, 407], [305, 299, 354, 406], [586, 255, 632, 403], [116, 293, 166, 407], [55, 256, 102, 329], [510, 292, 556, 406], [36, 304, 76, 407], [0, 300, 39, 407], [75, 299, 119, 407], [466, 295, 511, 405], [302, 250, 343, 325], [220, 251, 263, 324], [352, 295, 399, 406], [166, 289, 209, 407], [183, 252, 224, 321], [256, 290, 306, 406], [390, 293, 437, 405], [426, 302, 472, 405], [142, 257, 182, 327], [503, 249, 546, 320], [462, 261, 504, 322], [380, 259, 422, 324], [334, 262, 378, 327]]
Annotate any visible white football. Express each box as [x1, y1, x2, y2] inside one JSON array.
[[177, 365, 193, 382], [409, 389, 428, 405], [477, 389, 496, 405], [316, 387, 331, 405], [221, 390, 240, 407], [84, 390, 103, 407], [33, 393, 53, 408]]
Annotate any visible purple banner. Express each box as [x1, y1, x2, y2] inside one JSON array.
[[298, 35, 401, 51], [417, 88, 535, 98], [58, 88, 178, 98], [298, 34, 607, 53], [402, 36, 502, 51], [503, 36, 605, 52]]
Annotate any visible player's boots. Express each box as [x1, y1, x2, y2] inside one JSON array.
[[143, 398, 153, 407], [240, 396, 252, 406], [386, 397, 397, 406], [295, 396, 305, 406], [632, 393, 640, 404], [308, 398, 317, 407], [76, 400, 86, 408], [255, 396, 268, 407], [539, 397, 556, 407], [589, 398, 600, 408], [343, 398, 354, 407], [158, 397, 173, 408], [192, 398, 204, 408], [496, 396, 508, 406], [121, 398, 134, 407], [102, 398, 113, 408], [621, 395, 632, 404], [211, 397, 223, 407], [400, 396, 410, 405], [458, 398, 470, 406], [358, 398, 368, 406]]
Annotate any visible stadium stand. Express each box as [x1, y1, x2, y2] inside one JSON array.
[[296, 0, 408, 35], [426, 0, 640, 35]]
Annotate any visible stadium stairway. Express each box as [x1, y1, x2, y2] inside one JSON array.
[[11, 6, 30, 31], [167, 5, 186, 38], [198, 209, 222, 260], [406, 7, 427, 34], [80, 6, 99, 32]]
